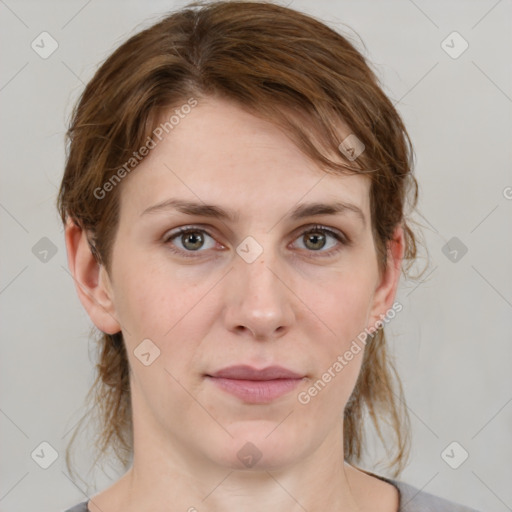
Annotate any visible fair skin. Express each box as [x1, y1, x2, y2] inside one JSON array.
[[65, 97, 404, 512]]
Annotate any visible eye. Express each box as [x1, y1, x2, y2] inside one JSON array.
[[163, 226, 220, 257], [291, 225, 348, 256], [163, 224, 349, 259]]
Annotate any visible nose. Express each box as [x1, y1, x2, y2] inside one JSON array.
[[223, 250, 296, 341]]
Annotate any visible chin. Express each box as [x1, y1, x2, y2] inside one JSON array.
[[205, 423, 309, 471]]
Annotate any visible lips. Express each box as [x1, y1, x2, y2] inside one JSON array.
[[208, 365, 303, 380], [206, 365, 305, 403]]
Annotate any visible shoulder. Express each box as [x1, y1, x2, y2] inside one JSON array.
[[62, 501, 88, 512], [388, 479, 482, 512]]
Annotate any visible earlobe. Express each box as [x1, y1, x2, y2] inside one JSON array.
[[367, 225, 405, 331], [64, 218, 121, 335]]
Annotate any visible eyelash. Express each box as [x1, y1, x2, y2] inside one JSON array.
[[163, 224, 350, 259]]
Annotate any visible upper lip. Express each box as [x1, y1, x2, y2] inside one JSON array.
[[207, 365, 303, 380]]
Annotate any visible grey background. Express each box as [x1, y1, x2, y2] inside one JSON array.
[[0, 1, 511, 511]]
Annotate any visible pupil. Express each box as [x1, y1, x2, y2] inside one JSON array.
[[184, 232, 203, 250], [306, 232, 325, 250]]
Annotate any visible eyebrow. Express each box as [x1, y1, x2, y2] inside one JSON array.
[[140, 198, 366, 226]]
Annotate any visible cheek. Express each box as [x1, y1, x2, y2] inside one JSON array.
[[111, 259, 211, 411], [110, 253, 220, 387], [300, 277, 373, 411], [314, 270, 376, 347], [111, 250, 204, 334]]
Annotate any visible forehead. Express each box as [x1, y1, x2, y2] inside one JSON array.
[[117, 97, 371, 223]]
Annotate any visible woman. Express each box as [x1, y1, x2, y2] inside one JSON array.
[[58, 1, 480, 510]]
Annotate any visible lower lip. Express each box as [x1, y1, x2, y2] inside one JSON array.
[[206, 376, 303, 403]]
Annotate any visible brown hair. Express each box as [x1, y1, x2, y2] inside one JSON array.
[[57, 0, 417, 483]]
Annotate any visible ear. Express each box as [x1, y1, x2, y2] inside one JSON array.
[[64, 218, 121, 335], [367, 225, 404, 333]]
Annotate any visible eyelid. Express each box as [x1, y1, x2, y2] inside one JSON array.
[[289, 224, 350, 257], [293, 223, 349, 244], [163, 224, 221, 247]]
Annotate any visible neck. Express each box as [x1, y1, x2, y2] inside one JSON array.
[[118, 429, 361, 512]]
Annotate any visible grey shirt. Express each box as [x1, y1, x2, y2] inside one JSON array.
[[62, 476, 481, 511]]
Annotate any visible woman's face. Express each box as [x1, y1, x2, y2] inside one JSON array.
[[81, 96, 402, 471]]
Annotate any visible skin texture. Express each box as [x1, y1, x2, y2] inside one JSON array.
[[65, 97, 404, 512]]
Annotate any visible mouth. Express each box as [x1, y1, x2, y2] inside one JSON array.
[[205, 365, 306, 403]]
